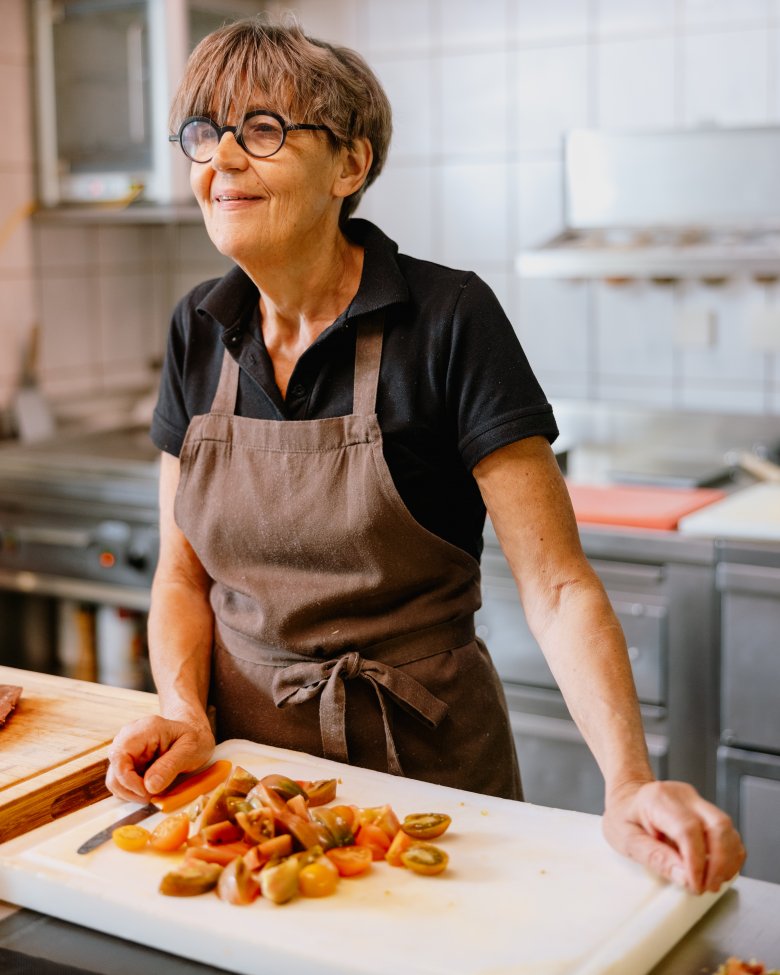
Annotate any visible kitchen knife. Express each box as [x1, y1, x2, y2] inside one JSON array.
[[77, 803, 158, 854], [75, 758, 232, 855]]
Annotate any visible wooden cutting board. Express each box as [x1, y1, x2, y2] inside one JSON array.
[[567, 483, 727, 531], [0, 666, 158, 844]]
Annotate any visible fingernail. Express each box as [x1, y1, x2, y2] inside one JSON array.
[[146, 775, 163, 793]]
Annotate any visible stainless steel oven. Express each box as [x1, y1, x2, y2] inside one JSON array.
[[0, 427, 159, 688]]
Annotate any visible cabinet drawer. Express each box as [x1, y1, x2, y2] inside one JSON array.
[[509, 711, 667, 815], [717, 746, 780, 883], [720, 581, 780, 751], [478, 551, 667, 705]]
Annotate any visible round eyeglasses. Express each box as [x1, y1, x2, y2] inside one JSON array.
[[169, 110, 333, 163]]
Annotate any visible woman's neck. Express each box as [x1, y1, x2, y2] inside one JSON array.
[[245, 230, 364, 397]]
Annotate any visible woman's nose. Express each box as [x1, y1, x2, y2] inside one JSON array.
[[211, 130, 247, 170]]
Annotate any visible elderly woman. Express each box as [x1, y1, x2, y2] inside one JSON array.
[[107, 18, 744, 894]]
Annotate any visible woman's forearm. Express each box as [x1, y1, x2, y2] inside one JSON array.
[[147, 575, 214, 726], [528, 576, 654, 797]]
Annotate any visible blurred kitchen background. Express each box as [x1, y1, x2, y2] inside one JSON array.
[[1, 0, 780, 878], [2, 0, 780, 419]]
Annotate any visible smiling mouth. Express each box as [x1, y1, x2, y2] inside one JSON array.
[[212, 193, 262, 203]]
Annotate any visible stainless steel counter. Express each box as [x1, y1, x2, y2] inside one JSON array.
[[0, 877, 778, 975]]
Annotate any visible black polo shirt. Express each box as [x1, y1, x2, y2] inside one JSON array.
[[151, 218, 558, 561]]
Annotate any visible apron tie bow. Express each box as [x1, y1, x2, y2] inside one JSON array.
[[271, 650, 449, 776]]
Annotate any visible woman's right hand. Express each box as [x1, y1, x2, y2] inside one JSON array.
[[106, 713, 216, 804]]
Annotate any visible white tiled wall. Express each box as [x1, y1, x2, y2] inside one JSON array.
[[3, 0, 780, 417]]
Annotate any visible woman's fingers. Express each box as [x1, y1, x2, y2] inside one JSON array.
[[603, 780, 746, 894]]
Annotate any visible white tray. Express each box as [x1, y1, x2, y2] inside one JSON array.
[[0, 739, 729, 975]]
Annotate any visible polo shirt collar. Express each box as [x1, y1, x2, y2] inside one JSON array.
[[196, 219, 409, 337]]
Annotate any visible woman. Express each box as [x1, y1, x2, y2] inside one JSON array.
[[107, 18, 744, 894]]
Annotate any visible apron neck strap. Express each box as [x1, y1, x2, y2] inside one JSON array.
[[209, 309, 386, 417], [210, 345, 241, 414], [352, 311, 385, 417]]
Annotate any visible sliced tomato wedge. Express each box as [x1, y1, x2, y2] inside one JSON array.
[[150, 813, 190, 852], [326, 844, 373, 877], [355, 823, 391, 861], [385, 828, 415, 867], [185, 840, 254, 866]]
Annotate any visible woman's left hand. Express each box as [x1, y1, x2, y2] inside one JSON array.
[[602, 779, 746, 894]]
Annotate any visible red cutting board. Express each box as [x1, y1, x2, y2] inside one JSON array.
[[567, 483, 727, 531]]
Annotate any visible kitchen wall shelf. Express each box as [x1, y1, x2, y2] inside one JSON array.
[[32, 203, 203, 226]]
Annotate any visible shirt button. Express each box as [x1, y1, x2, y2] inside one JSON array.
[[228, 334, 241, 346], [289, 383, 306, 398]]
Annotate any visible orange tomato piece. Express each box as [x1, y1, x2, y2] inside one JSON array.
[[355, 823, 391, 861], [326, 845, 373, 877], [385, 828, 415, 867], [150, 813, 190, 852]]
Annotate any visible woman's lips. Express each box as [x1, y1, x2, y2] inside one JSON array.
[[211, 192, 262, 208]]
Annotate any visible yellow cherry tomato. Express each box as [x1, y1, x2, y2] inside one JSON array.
[[112, 824, 151, 852], [298, 857, 340, 898]]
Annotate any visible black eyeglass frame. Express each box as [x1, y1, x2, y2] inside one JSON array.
[[168, 109, 333, 162]]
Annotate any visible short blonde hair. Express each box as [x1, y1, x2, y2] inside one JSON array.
[[170, 17, 392, 222]]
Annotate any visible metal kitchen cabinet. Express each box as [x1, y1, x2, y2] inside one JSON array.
[[477, 526, 718, 814], [716, 541, 780, 882], [718, 747, 780, 883]]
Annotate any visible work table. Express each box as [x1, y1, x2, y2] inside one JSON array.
[[0, 877, 778, 974]]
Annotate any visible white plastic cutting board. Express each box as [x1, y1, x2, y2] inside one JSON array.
[[0, 740, 728, 975], [678, 482, 780, 540]]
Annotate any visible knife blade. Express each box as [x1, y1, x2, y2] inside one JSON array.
[[75, 759, 232, 855], [77, 802, 158, 854]]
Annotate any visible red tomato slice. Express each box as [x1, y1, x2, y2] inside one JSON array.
[[355, 823, 391, 861], [326, 845, 373, 877]]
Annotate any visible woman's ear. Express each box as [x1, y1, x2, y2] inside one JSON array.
[[333, 137, 373, 199]]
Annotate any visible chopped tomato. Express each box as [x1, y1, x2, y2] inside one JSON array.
[[216, 855, 260, 905], [199, 820, 244, 845], [326, 845, 373, 877], [330, 804, 359, 833], [355, 823, 391, 861], [150, 813, 190, 852], [296, 779, 338, 806], [185, 840, 254, 866], [298, 856, 339, 897], [401, 813, 452, 840], [112, 824, 150, 852], [286, 793, 309, 819], [385, 828, 415, 867], [400, 842, 449, 876], [357, 804, 400, 841], [159, 860, 222, 897]]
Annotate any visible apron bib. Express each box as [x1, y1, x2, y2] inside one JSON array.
[[174, 314, 522, 799]]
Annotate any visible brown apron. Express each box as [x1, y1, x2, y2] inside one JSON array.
[[174, 314, 522, 799]]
